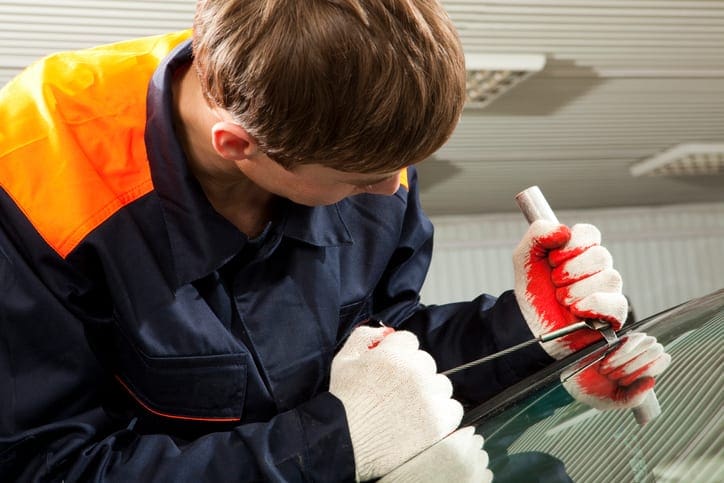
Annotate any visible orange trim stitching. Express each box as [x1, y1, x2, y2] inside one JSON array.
[[114, 375, 241, 423]]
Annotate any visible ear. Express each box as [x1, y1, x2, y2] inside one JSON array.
[[211, 121, 259, 161]]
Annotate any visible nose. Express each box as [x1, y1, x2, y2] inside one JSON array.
[[365, 172, 402, 196]]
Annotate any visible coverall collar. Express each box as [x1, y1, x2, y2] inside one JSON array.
[[145, 40, 352, 288]]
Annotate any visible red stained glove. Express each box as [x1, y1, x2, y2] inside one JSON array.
[[513, 220, 629, 359], [562, 332, 671, 410]]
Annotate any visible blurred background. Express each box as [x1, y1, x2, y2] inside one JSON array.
[[2, 0, 723, 318]]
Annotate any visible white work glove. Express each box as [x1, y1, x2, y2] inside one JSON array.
[[562, 332, 671, 410], [329, 326, 463, 481], [513, 220, 629, 359], [378, 427, 493, 483]]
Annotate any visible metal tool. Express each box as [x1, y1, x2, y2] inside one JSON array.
[[443, 320, 598, 376], [582, 317, 618, 345], [515, 185, 660, 426]]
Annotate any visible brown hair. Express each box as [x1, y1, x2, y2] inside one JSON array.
[[193, 0, 465, 173]]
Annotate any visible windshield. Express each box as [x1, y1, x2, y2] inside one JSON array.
[[471, 290, 724, 482]]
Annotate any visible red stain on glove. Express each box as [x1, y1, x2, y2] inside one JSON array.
[[562, 333, 671, 410], [368, 327, 395, 349], [514, 221, 629, 359]]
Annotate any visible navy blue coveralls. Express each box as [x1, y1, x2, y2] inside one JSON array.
[[0, 32, 552, 482]]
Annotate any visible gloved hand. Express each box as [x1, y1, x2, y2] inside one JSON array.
[[513, 220, 629, 359], [378, 427, 493, 483], [329, 326, 463, 481], [562, 332, 671, 410]]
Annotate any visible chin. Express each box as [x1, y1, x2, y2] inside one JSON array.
[[288, 195, 343, 207]]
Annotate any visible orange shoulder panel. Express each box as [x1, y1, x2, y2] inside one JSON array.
[[400, 168, 409, 190], [0, 30, 192, 257]]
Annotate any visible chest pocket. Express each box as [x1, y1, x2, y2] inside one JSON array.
[[114, 348, 247, 422], [108, 286, 250, 423]]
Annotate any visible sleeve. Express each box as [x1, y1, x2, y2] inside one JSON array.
[[0, 226, 355, 482], [370, 168, 555, 404], [2, 397, 353, 482]]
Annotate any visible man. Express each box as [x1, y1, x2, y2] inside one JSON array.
[[0, 1, 669, 481]]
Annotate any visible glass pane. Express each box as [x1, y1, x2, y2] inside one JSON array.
[[475, 310, 724, 483]]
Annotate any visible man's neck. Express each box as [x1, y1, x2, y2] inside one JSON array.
[[171, 63, 275, 237]]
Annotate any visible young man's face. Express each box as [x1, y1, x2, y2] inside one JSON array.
[[241, 152, 404, 206]]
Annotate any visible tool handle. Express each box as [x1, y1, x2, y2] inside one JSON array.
[[514, 186, 660, 426], [515, 185, 560, 225]]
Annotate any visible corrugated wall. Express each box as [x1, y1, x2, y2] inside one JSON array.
[[421, 202, 724, 318], [0, 0, 196, 86]]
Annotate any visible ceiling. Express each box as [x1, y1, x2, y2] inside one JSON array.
[[1, 1, 723, 215], [424, 0, 724, 214]]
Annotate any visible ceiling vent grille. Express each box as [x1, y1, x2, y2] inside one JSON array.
[[464, 54, 546, 109], [630, 144, 724, 177]]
